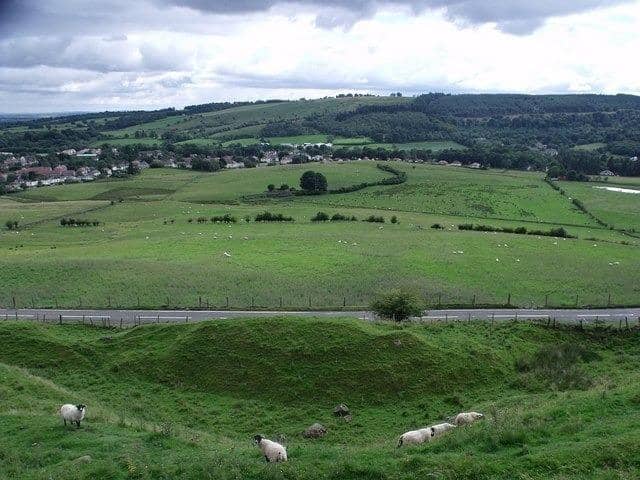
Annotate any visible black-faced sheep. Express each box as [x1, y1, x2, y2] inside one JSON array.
[[59, 404, 86, 428], [254, 435, 287, 463], [429, 422, 457, 438]]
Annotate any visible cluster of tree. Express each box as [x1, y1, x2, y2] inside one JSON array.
[[310, 212, 358, 222], [255, 211, 294, 222], [299, 171, 328, 193], [458, 223, 573, 238], [194, 214, 237, 223], [60, 218, 100, 227]]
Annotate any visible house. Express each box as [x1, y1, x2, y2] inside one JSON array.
[[60, 149, 77, 156], [438, 160, 448, 165], [225, 160, 245, 169], [450, 161, 462, 167], [279, 155, 293, 165], [467, 162, 481, 169], [599, 170, 615, 176]]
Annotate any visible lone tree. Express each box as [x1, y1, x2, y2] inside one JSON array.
[[300, 171, 328, 193], [371, 289, 422, 322]]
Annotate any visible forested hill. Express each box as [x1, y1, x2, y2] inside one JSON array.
[[3, 93, 640, 174]]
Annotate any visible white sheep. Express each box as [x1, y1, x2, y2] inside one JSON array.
[[397, 427, 434, 447], [253, 435, 287, 463], [59, 404, 86, 428], [453, 412, 484, 426], [429, 422, 457, 438]]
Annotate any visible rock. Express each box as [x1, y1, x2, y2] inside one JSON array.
[[342, 414, 353, 423], [73, 455, 92, 464], [303, 423, 327, 439], [333, 404, 350, 417], [393, 339, 402, 347]]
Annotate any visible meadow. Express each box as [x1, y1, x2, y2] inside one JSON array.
[[1, 163, 639, 309], [559, 180, 640, 232], [1, 318, 639, 479]]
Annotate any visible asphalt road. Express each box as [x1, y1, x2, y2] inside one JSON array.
[[1, 307, 639, 326]]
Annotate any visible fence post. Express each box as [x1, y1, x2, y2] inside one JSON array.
[[608, 292, 611, 307], [625, 316, 629, 330], [199, 296, 202, 308], [544, 294, 548, 308], [12, 296, 16, 309], [437, 293, 442, 308], [120, 318, 123, 328], [226, 296, 229, 309], [308, 296, 311, 308], [59, 314, 62, 325], [575, 294, 579, 307], [343, 296, 346, 308], [280, 297, 283, 309], [618, 318, 622, 330], [507, 293, 511, 306], [251, 297, 254, 309], [472, 295, 476, 308], [82, 315, 85, 325], [157, 314, 160, 324]]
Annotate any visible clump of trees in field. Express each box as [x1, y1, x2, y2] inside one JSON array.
[[371, 289, 423, 321], [300, 171, 328, 193], [364, 215, 385, 223], [458, 223, 574, 238], [60, 218, 100, 227], [5, 220, 19, 230], [311, 211, 358, 222], [255, 211, 294, 222], [195, 214, 237, 224]]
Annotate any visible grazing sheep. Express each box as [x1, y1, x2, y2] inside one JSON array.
[[429, 422, 457, 438], [59, 404, 86, 428], [254, 435, 287, 463], [397, 427, 434, 447], [453, 412, 484, 426]]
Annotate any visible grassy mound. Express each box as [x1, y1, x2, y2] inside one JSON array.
[[1, 318, 639, 479]]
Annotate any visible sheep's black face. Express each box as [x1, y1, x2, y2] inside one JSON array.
[[430, 428, 435, 437], [253, 435, 263, 444], [76, 404, 86, 411]]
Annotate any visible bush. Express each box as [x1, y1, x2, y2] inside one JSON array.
[[267, 184, 275, 192], [5, 220, 19, 230], [390, 215, 398, 224], [311, 211, 330, 222], [431, 223, 443, 229], [59, 218, 100, 227], [371, 289, 423, 321], [364, 215, 385, 223], [210, 214, 237, 223], [330, 213, 357, 222], [255, 211, 294, 222], [300, 171, 328, 193]]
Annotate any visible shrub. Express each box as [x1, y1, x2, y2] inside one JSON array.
[[364, 215, 385, 223], [330, 213, 357, 222], [390, 215, 398, 224], [300, 171, 328, 193], [371, 289, 423, 321], [431, 223, 443, 229], [267, 184, 275, 192], [5, 220, 18, 230], [210, 214, 237, 223], [515, 343, 599, 391], [255, 211, 294, 222], [311, 211, 330, 222], [59, 218, 100, 227]]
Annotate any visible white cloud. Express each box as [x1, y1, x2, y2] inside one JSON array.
[[1, 0, 639, 111]]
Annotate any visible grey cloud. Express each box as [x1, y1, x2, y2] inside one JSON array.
[[160, 0, 633, 33]]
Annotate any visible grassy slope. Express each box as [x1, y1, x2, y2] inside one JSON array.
[[0, 318, 639, 479], [559, 181, 640, 232]]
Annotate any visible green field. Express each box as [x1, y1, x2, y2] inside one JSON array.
[[1, 318, 639, 479], [572, 143, 606, 151], [559, 181, 640, 232], [1, 163, 639, 309], [91, 137, 162, 147]]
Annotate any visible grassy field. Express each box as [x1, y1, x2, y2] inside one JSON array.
[[1, 164, 639, 309], [171, 162, 390, 203], [360, 141, 467, 151], [559, 181, 640, 232], [295, 163, 597, 226], [1, 318, 639, 479], [90, 137, 162, 147], [572, 142, 606, 151]]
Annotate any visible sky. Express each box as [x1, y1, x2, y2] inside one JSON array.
[[1, 0, 639, 113]]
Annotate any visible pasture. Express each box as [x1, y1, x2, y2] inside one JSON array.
[[1, 318, 639, 479], [1, 162, 639, 309], [559, 180, 640, 232]]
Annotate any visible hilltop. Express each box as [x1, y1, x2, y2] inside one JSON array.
[[1, 317, 639, 479]]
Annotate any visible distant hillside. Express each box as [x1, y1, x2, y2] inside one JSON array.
[[2, 93, 640, 160]]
